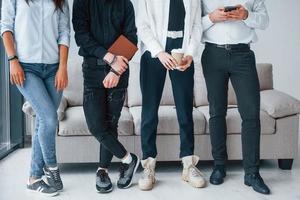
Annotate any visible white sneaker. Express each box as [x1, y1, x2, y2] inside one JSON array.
[[182, 155, 206, 188], [138, 157, 156, 191]]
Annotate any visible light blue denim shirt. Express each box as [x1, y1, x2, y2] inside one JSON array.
[[1, 0, 70, 64]]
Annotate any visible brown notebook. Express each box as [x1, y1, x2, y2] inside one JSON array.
[[108, 35, 138, 60]]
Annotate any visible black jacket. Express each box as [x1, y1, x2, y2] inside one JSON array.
[[72, 0, 137, 59]]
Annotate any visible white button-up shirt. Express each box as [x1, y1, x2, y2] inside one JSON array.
[[1, 0, 70, 64], [201, 0, 269, 45]]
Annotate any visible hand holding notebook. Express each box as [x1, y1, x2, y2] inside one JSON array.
[[108, 35, 138, 60]]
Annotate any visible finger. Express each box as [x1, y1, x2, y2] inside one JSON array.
[[10, 74, 16, 85], [55, 76, 58, 88], [11, 75, 16, 85], [121, 56, 129, 64], [165, 60, 174, 70], [107, 79, 112, 88], [167, 55, 178, 66], [15, 75, 21, 85], [57, 80, 61, 91], [165, 57, 175, 68], [17, 74, 24, 86], [163, 62, 172, 70]]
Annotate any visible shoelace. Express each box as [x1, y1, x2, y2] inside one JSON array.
[[119, 164, 129, 178], [98, 170, 107, 182], [189, 166, 204, 177], [143, 167, 154, 179], [50, 169, 62, 183]]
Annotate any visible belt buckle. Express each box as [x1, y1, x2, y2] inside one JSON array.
[[224, 44, 231, 50]]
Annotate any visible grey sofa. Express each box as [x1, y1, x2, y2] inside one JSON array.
[[24, 57, 300, 169]]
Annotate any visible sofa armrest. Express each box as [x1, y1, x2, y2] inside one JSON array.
[[261, 90, 300, 118], [22, 96, 68, 121]]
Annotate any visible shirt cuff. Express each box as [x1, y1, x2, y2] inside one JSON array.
[[150, 44, 164, 58], [243, 10, 253, 27], [1, 27, 14, 37], [96, 48, 108, 60], [202, 15, 214, 31], [58, 36, 70, 48]]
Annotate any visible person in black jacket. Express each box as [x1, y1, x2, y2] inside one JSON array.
[[72, 0, 139, 193]]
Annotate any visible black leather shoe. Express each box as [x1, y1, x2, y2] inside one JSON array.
[[210, 165, 226, 185], [244, 173, 270, 195]]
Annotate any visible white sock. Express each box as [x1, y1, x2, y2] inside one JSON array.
[[97, 167, 108, 173], [122, 153, 132, 164], [28, 178, 42, 185], [48, 166, 58, 171]]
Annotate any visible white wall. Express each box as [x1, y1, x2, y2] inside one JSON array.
[[69, 0, 300, 99], [253, 0, 300, 99]]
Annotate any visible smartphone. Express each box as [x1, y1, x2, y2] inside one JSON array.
[[224, 6, 238, 12]]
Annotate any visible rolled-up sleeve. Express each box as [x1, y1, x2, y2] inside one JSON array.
[[58, 0, 71, 47], [244, 0, 269, 30], [1, 0, 16, 36]]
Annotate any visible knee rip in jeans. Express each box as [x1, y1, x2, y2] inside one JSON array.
[[108, 89, 125, 102]]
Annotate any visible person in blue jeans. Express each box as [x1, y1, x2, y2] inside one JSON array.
[[1, 0, 70, 196]]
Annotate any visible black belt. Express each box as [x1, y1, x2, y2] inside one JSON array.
[[83, 57, 107, 66], [205, 42, 250, 50]]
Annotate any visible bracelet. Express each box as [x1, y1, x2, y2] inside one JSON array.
[[110, 68, 121, 77], [8, 55, 18, 62]]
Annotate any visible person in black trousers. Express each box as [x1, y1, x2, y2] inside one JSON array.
[[72, 0, 139, 193], [201, 0, 271, 195], [137, 0, 205, 190]]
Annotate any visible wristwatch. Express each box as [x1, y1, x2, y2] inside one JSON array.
[[8, 55, 18, 62]]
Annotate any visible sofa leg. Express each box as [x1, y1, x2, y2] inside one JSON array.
[[278, 159, 294, 170]]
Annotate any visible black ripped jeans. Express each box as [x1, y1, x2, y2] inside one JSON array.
[[82, 62, 128, 168]]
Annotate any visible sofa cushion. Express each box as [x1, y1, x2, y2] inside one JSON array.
[[58, 106, 134, 136], [194, 63, 273, 107], [63, 58, 84, 106], [129, 106, 206, 135], [261, 90, 300, 118], [127, 62, 175, 107], [197, 106, 276, 134]]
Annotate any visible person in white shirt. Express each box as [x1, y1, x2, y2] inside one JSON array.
[[201, 0, 270, 195], [137, 0, 205, 190]]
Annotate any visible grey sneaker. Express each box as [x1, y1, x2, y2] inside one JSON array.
[[27, 179, 58, 197], [117, 153, 140, 189], [96, 169, 113, 193], [44, 167, 63, 191]]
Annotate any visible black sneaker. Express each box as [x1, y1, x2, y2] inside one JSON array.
[[27, 179, 58, 197], [44, 167, 63, 191], [117, 153, 140, 189], [96, 169, 113, 193]]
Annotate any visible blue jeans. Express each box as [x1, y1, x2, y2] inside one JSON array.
[[17, 63, 62, 178]]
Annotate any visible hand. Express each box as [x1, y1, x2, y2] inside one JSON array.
[[209, 7, 228, 23], [105, 53, 128, 75], [177, 56, 193, 71], [227, 5, 249, 21], [103, 72, 120, 88], [55, 66, 68, 91], [157, 51, 178, 70], [9, 59, 25, 86]]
